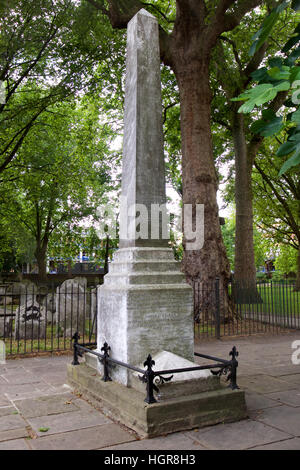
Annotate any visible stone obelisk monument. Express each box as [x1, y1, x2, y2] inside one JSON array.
[[97, 9, 194, 386], [68, 10, 247, 437]]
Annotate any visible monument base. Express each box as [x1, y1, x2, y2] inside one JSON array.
[[67, 361, 248, 438], [97, 247, 195, 386]]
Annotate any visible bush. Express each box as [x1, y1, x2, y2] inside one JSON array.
[[256, 272, 267, 280]]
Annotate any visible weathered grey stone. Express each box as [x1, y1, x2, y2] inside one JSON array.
[[120, 9, 168, 248], [0, 438, 29, 450], [14, 300, 46, 340], [14, 394, 80, 418], [29, 424, 135, 450], [253, 404, 300, 436], [131, 351, 220, 400], [97, 248, 194, 386], [43, 292, 56, 315], [56, 277, 88, 336], [76, 9, 247, 438], [68, 363, 247, 438], [186, 419, 291, 450], [96, 11, 192, 387], [0, 317, 13, 338], [0, 428, 29, 443], [27, 407, 110, 437]]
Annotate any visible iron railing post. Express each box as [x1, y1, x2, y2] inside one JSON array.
[[71, 331, 80, 365], [144, 354, 157, 404], [228, 346, 239, 390], [215, 277, 221, 339], [101, 342, 112, 382]]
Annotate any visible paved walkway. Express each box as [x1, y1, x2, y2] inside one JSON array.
[[0, 331, 300, 450]]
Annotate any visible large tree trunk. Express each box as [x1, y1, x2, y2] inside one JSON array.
[[175, 58, 230, 287], [232, 110, 263, 304], [232, 110, 256, 284], [174, 57, 232, 322], [35, 245, 48, 282]]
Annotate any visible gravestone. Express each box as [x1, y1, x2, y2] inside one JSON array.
[[56, 277, 88, 336], [97, 9, 194, 386], [14, 300, 46, 340]]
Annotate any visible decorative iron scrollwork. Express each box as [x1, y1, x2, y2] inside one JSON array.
[[211, 366, 230, 377], [154, 374, 174, 386]]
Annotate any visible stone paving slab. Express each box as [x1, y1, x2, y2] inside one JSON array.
[[0, 395, 11, 407], [13, 394, 80, 418], [259, 366, 300, 377], [245, 392, 281, 411], [102, 431, 207, 451], [266, 390, 300, 407], [0, 428, 29, 442], [0, 438, 29, 450], [0, 406, 17, 417], [185, 419, 292, 450], [1, 335, 300, 450], [30, 424, 136, 450], [0, 413, 27, 432], [1, 371, 42, 385], [253, 404, 300, 436], [276, 374, 300, 385], [238, 374, 298, 394], [252, 437, 300, 450], [27, 409, 111, 437]]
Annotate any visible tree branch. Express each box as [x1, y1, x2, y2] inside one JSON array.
[[224, 0, 264, 32]]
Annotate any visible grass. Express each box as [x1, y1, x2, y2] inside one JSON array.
[[2, 322, 96, 357], [237, 283, 300, 317], [195, 283, 299, 339]]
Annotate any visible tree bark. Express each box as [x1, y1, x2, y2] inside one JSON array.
[[35, 245, 48, 282], [175, 58, 230, 288], [232, 109, 256, 285]]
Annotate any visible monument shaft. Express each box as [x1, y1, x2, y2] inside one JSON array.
[[120, 10, 168, 248], [98, 10, 194, 386]]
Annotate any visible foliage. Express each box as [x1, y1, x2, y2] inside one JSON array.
[[232, 1, 300, 175], [0, 94, 116, 274], [0, 0, 126, 175], [221, 209, 270, 272], [274, 244, 298, 276]]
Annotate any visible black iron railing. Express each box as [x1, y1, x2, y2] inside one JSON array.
[[71, 333, 240, 404], [1, 279, 298, 356], [194, 279, 300, 339], [0, 284, 97, 356]]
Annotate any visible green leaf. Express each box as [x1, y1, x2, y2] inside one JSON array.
[[238, 100, 256, 113], [251, 116, 283, 137], [254, 88, 277, 105], [268, 68, 290, 81], [276, 141, 298, 156], [249, 2, 289, 56], [251, 67, 269, 82], [291, 108, 300, 123], [273, 81, 291, 92], [268, 58, 283, 68], [279, 151, 300, 175], [262, 109, 277, 120], [290, 66, 300, 82]]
